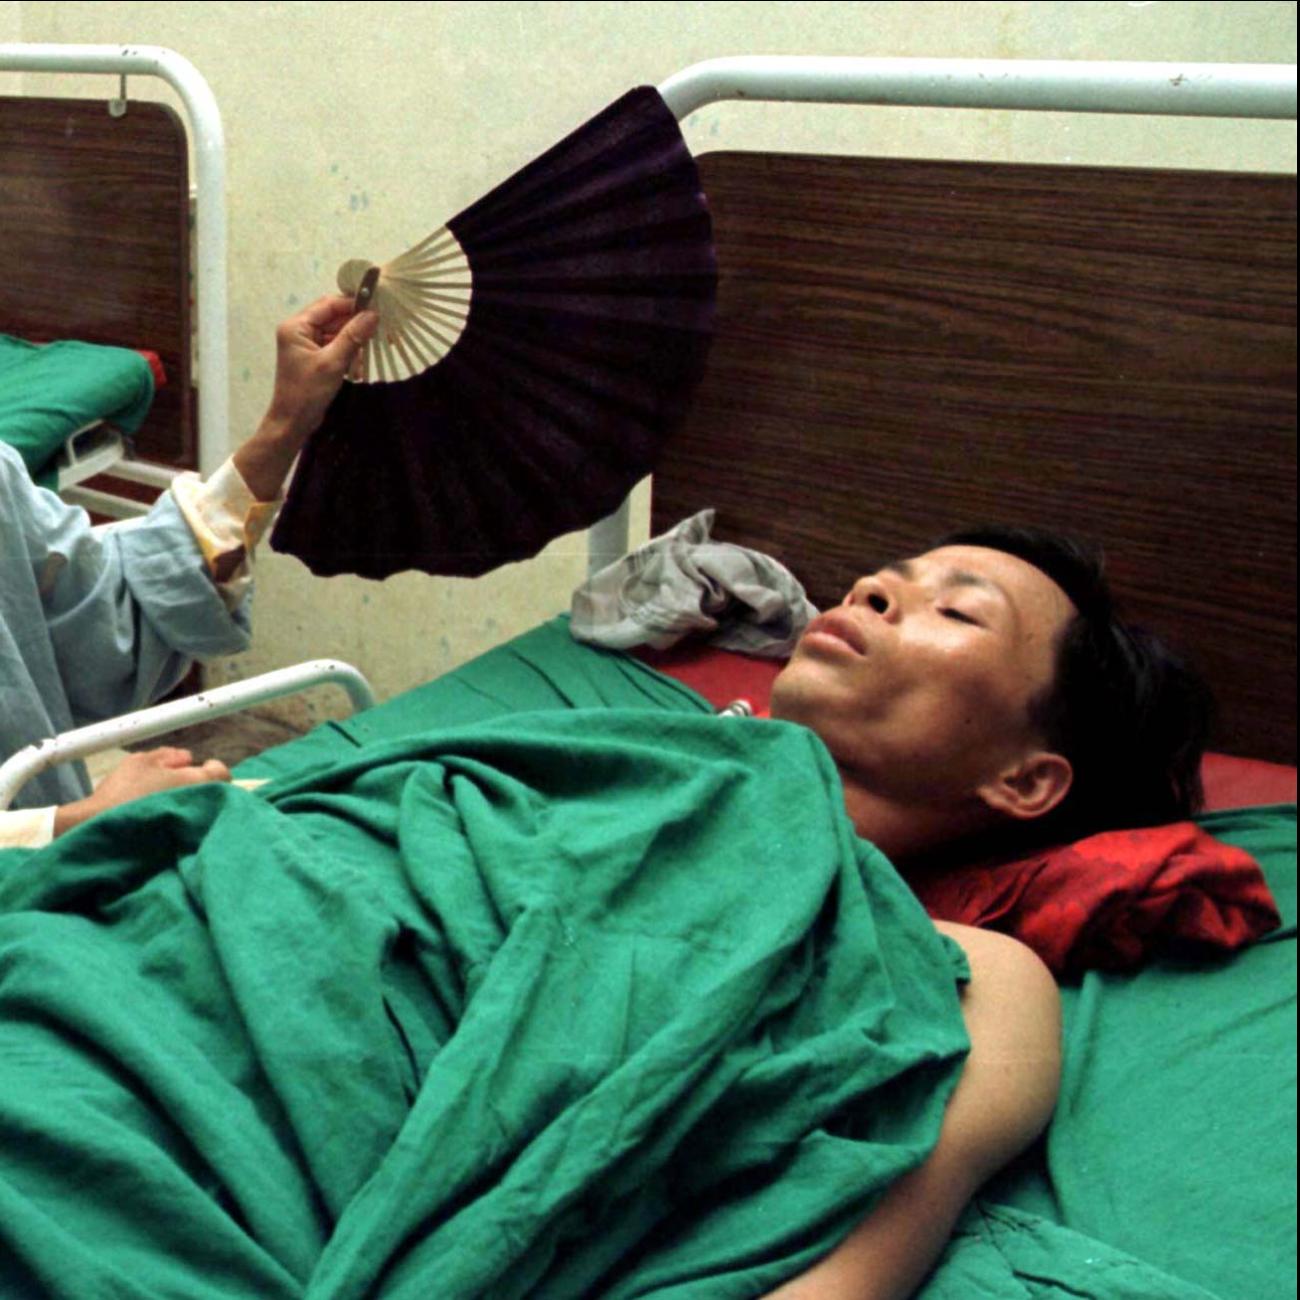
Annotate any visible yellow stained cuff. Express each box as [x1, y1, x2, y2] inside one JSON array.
[[171, 460, 282, 598]]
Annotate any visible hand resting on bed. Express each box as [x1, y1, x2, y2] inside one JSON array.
[[51, 747, 231, 837]]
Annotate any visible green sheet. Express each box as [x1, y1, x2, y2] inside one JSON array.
[[0, 334, 155, 487], [0, 710, 970, 1298], [1039, 806, 1295, 1299], [237, 616, 709, 783]]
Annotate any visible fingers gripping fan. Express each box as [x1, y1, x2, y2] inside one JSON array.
[[271, 87, 716, 579]]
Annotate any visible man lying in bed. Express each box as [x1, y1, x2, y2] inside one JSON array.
[[764, 523, 1209, 1297], [0, 296, 377, 848], [0, 513, 1209, 1297]]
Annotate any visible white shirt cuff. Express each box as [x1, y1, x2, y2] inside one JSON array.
[[0, 806, 56, 849]]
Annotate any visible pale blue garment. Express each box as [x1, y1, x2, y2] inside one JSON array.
[[0, 440, 251, 811]]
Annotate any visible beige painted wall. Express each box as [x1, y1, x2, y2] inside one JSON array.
[[7, 1, 1297, 725]]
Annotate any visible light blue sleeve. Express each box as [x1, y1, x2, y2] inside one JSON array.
[[8, 445, 252, 727]]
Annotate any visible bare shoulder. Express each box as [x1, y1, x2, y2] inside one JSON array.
[[934, 921, 1058, 1007], [933, 921, 1061, 1062]]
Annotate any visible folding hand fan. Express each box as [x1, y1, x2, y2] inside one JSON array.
[[271, 86, 716, 579]]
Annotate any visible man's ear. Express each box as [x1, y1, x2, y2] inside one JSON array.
[[976, 751, 1074, 822]]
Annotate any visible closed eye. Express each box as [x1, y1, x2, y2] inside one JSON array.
[[940, 608, 982, 626]]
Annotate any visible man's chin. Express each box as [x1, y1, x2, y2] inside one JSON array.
[[769, 655, 849, 724]]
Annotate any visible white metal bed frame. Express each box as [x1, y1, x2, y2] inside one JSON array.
[[0, 43, 229, 488], [0, 46, 1294, 811]]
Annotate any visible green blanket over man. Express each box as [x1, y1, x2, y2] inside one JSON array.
[[0, 710, 970, 1299]]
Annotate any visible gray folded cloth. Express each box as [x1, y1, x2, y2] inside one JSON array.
[[570, 509, 818, 658]]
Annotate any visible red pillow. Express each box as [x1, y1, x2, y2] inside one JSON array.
[[1201, 752, 1297, 810], [908, 823, 1281, 978], [636, 643, 1288, 976], [632, 642, 782, 716]]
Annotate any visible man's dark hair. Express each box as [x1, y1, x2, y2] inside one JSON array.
[[937, 525, 1213, 839]]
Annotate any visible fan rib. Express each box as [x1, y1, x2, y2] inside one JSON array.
[[389, 329, 423, 379], [398, 248, 470, 273], [401, 311, 460, 362], [387, 228, 458, 266], [342, 223, 475, 384]]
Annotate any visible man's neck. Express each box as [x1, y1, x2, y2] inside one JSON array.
[[838, 769, 990, 866]]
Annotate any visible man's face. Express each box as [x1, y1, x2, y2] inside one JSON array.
[[770, 545, 1077, 805]]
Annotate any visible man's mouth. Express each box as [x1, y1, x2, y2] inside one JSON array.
[[802, 610, 867, 656]]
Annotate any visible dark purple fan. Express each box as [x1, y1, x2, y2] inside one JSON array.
[[271, 86, 716, 579]]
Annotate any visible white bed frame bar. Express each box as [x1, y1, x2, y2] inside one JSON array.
[[0, 48, 1294, 808], [658, 55, 1296, 121], [0, 660, 377, 811]]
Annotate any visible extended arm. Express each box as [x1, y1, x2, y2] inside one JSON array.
[[0, 297, 376, 841], [232, 296, 377, 503]]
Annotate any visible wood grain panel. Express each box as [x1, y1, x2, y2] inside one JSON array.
[[653, 152, 1296, 762], [0, 97, 192, 465]]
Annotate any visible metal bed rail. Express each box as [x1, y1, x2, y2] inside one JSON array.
[[0, 660, 377, 811], [657, 55, 1297, 121]]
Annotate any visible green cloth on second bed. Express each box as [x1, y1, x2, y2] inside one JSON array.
[[1035, 805, 1295, 1300], [0, 710, 970, 1298], [0, 334, 155, 487]]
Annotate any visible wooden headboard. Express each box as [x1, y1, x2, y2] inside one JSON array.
[[0, 96, 193, 467], [652, 152, 1297, 764]]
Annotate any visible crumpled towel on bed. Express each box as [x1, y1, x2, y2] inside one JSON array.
[[0, 710, 968, 1299], [570, 508, 818, 657]]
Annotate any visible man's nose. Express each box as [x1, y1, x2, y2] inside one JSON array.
[[846, 574, 900, 620]]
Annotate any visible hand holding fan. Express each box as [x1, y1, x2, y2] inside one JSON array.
[[334, 228, 473, 384], [271, 87, 716, 579]]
